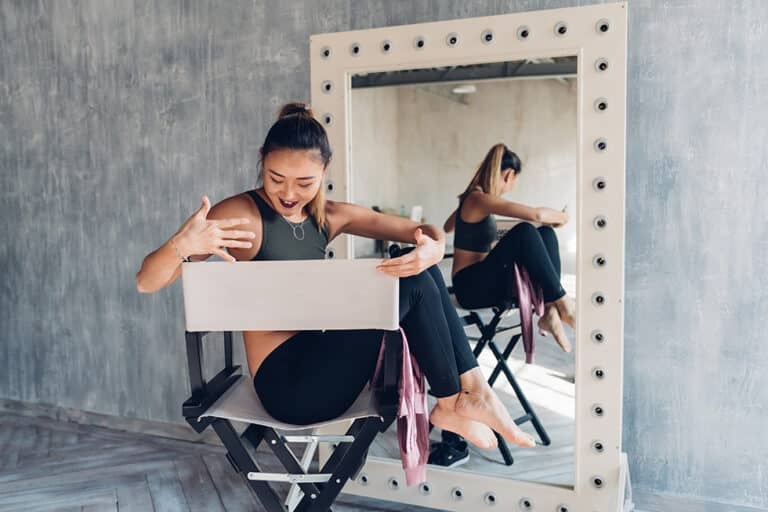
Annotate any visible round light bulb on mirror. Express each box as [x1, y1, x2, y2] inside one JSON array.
[[596, 18, 611, 33], [591, 440, 605, 453]]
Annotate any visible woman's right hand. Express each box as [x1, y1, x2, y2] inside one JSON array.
[[536, 207, 569, 227], [173, 195, 255, 262]]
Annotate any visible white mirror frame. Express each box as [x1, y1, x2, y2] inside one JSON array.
[[310, 3, 629, 511]]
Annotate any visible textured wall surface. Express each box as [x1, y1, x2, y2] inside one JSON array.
[[1, 0, 767, 509]]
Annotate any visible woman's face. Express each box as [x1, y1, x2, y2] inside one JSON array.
[[261, 148, 326, 218]]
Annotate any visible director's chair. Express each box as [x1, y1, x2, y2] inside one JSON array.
[[180, 259, 402, 512], [440, 247, 551, 466]]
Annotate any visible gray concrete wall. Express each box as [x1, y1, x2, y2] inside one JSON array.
[[1, 0, 766, 509]]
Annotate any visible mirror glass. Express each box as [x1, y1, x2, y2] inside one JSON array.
[[349, 57, 578, 486]]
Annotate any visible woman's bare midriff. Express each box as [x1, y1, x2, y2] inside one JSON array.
[[243, 330, 297, 380], [451, 247, 489, 278]]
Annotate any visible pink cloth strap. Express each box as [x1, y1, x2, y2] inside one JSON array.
[[370, 328, 429, 486], [513, 262, 545, 364]]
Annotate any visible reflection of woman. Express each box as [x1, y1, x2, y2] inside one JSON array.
[[445, 143, 575, 351], [136, 104, 536, 451]]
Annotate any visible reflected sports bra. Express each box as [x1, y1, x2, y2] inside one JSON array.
[[453, 197, 497, 253]]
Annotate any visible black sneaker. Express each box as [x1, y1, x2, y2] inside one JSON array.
[[428, 439, 470, 468]]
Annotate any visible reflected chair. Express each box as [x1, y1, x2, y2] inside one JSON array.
[[385, 245, 551, 466], [451, 293, 552, 465], [442, 253, 551, 466], [180, 259, 402, 512]]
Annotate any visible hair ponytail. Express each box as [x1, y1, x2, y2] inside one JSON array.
[[460, 143, 522, 199]]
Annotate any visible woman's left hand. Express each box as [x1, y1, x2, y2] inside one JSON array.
[[376, 228, 445, 277]]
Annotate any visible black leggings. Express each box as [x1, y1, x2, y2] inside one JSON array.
[[253, 265, 478, 425], [453, 223, 566, 309]]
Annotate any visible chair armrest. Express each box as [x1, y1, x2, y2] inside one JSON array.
[[182, 330, 241, 420]]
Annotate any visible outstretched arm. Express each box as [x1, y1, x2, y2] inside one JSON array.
[[469, 192, 569, 227], [330, 201, 445, 277]]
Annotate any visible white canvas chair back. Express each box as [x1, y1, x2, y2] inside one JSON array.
[[181, 259, 399, 332]]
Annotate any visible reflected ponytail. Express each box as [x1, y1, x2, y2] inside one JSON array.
[[460, 143, 522, 199]]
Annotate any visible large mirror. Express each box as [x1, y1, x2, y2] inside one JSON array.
[[350, 57, 578, 487], [311, 4, 628, 510]]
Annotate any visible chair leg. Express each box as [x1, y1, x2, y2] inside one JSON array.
[[486, 339, 551, 447], [258, 429, 324, 507], [244, 422, 378, 512], [469, 310, 504, 358], [285, 436, 319, 511], [296, 417, 382, 512], [494, 431, 515, 465], [488, 333, 520, 387], [211, 419, 284, 512]]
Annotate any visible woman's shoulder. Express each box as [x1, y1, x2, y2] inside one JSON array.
[[325, 199, 382, 219], [462, 189, 491, 207], [459, 189, 494, 221], [208, 191, 260, 221]]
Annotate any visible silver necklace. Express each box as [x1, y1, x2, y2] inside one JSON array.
[[280, 215, 308, 240]]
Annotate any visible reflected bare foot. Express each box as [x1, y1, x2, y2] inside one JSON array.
[[455, 389, 536, 448], [554, 296, 576, 329], [538, 305, 572, 353], [430, 404, 498, 450]]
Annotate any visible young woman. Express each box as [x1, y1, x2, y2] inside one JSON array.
[[136, 104, 536, 451], [445, 143, 576, 352]]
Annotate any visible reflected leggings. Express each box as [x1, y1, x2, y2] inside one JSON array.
[[453, 223, 566, 309], [253, 265, 478, 425]]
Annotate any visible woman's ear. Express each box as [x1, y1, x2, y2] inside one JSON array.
[[258, 147, 264, 158]]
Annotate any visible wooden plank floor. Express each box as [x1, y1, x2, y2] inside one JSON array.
[[0, 413, 433, 512]]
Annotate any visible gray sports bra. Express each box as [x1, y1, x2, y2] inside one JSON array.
[[247, 190, 328, 261]]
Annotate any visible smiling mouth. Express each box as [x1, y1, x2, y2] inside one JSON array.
[[279, 198, 298, 209]]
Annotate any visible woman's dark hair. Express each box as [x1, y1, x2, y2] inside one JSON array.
[[260, 102, 332, 229], [501, 147, 522, 175], [460, 143, 522, 199]]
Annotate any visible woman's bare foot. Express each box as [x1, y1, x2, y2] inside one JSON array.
[[553, 296, 576, 329], [538, 305, 572, 353], [454, 389, 536, 448], [430, 403, 498, 450]]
